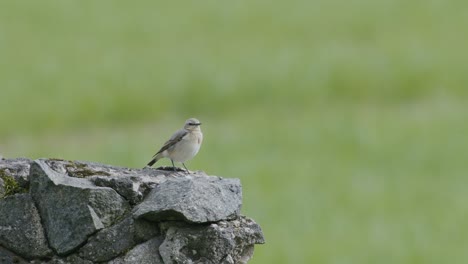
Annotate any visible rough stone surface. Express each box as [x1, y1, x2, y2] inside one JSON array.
[[109, 237, 164, 264], [0, 158, 32, 189], [0, 246, 28, 264], [78, 217, 159, 262], [159, 216, 264, 264], [0, 158, 264, 263], [134, 175, 242, 223], [30, 160, 129, 255], [43, 159, 171, 179], [88, 174, 165, 205], [0, 194, 52, 259], [35, 254, 94, 264], [0, 178, 4, 198]]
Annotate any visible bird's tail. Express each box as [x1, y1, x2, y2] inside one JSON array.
[[144, 154, 162, 168]]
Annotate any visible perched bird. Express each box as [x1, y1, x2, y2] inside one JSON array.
[[145, 118, 203, 172]]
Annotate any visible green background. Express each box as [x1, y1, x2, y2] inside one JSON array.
[[1, 1, 468, 263]]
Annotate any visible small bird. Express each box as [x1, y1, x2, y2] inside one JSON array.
[[145, 118, 203, 172]]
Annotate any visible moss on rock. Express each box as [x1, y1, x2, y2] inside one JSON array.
[[64, 161, 111, 178], [0, 169, 28, 197]]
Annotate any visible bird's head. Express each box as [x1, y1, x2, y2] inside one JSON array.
[[184, 118, 202, 131]]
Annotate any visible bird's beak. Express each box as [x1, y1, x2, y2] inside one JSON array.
[[195, 123, 202, 126]]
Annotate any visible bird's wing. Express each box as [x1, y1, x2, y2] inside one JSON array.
[[153, 128, 188, 157]]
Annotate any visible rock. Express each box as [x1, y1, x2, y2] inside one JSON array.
[[133, 175, 242, 223], [0, 158, 264, 263], [0, 246, 28, 264], [88, 174, 166, 205], [89, 176, 141, 205], [0, 158, 31, 189], [78, 217, 159, 262], [30, 160, 129, 255], [108, 237, 164, 264], [0, 178, 5, 198], [43, 159, 149, 179], [44, 159, 168, 205], [35, 254, 94, 264], [159, 216, 265, 264], [0, 194, 52, 259]]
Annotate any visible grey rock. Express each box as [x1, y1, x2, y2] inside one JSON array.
[[0, 158, 264, 263], [0, 194, 52, 259], [88, 174, 166, 205], [43, 159, 140, 179], [30, 160, 129, 255], [89, 176, 141, 205], [108, 237, 164, 264], [133, 175, 242, 223], [159, 216, 265, 264], [0, 178, 4, 198], [36, 254, 93, 264], [133, 218, 161, 242], [0, 246, 28, 264], [45, 159, 168, 205], [78, 217, 159, 262], [0, 158, 32, 189]]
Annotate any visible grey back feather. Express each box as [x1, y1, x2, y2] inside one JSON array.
[[153, 128, 188, 156]]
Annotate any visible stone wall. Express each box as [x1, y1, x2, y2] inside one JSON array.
[[0, 158, 264, 264]]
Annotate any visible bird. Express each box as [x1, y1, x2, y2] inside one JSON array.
[[145, 118, 203, 172]]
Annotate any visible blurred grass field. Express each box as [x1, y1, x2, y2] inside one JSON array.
[[1, 1, 468, 263]]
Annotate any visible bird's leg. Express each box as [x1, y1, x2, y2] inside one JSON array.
[[171, 160, 176, 171], [182, 163, 190, 174]]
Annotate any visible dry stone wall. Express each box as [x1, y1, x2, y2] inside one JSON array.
[[0, 158, 264, 264]]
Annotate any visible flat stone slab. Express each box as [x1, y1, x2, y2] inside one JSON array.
[[133, 175, 242, 223], [0, 194, 51, 259], [30, 159, 129, 255]]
